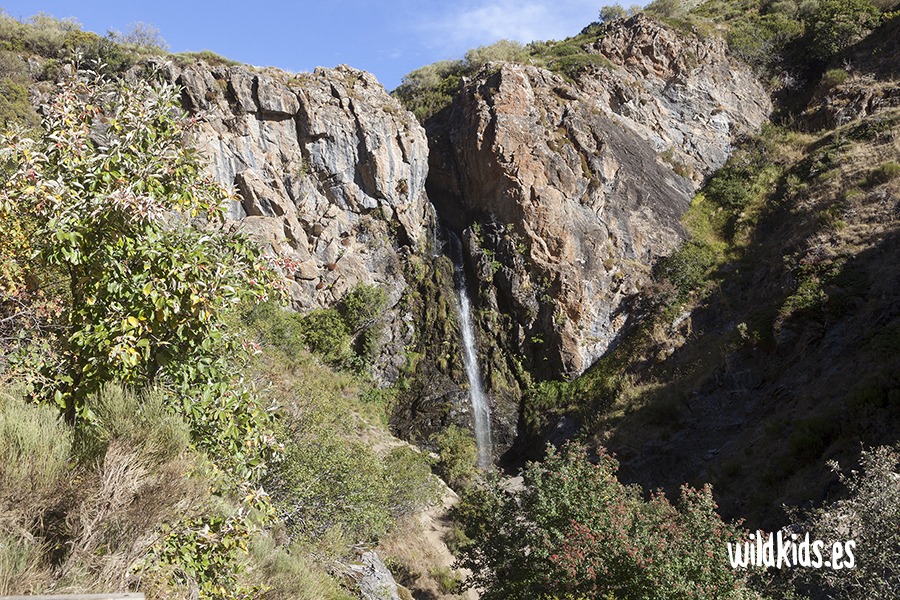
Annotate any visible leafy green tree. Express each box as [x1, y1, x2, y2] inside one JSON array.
[[0, 70, 283, 477], [109, 21, 168, 52], [600, 4, 629, 22], [808, 0, 881, 61], [453, 443, 757, 599]]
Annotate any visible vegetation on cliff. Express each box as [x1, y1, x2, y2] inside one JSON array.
[[393, 31, 616, 121], [0, 40, 440, 598], [2, 2, 899, 599]]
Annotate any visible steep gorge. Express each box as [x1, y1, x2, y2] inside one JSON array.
[[157, 15, 773, 464], [152, 11, 900, 526], [5, 4, 900, 597]]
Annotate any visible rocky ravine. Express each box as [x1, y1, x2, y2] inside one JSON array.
[[428, 15, 772, 385], [150, 15, 772, 460]]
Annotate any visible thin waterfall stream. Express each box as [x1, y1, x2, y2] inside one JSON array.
[[447, 232, 493, 468]]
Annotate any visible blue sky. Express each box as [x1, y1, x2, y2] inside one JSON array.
[[1, 1, 616, 90]]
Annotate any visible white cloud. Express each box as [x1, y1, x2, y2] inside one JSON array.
[[415, 0, 602, 55]]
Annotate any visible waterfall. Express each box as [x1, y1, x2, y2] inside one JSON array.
[[447, 233, 494, 469]]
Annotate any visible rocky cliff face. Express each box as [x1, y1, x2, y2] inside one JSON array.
[[137, 15, 772, 459], [428, 15, 772, 380], [155, 60, 432, 382]]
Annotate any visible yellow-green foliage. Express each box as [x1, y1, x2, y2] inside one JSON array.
[[395, 30, 613, 120], [0, 50, 37, 127], [0, 72, 283, 479], [0, 387, 71, 515], [430, 424, 479, 489], [0, 11, 138, 73]]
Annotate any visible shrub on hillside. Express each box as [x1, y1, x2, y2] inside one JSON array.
[[430, 424, 479, 489], [821, 67, 850, 87], [808, 0, 882, 61], [869, 160, 900, 185], [726, 12, 805, 70], [393, 60, 466, 121], [297, 308, 352, 363], [786, 445, 900, 598], [0, 70, 283, 478], [464, 39, 529, 71], [339, 283, 388, 333], [452, 442, 756, 599], [267, 423, 439, 544], [653, 240, 719, 300]]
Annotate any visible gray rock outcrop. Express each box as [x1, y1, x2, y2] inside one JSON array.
[[154, 60, 432, 381], [346, 551, 402, 600]]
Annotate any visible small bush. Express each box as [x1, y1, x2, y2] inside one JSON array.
[[464, 39, 529, 71], [297, 308, 351, 363], [0, 533, 50, 594], [646, 0, 688, 18], [726, 13, 804, 71], [340, 283, 388, 333], [653, 240, 719, 300], [869, 160, 900, 185], [808, 0, 881, 61], [268, 426, 393, 543], [0, 386, 71, 511], [821, 67, 850, 88], [706, 167, 754, 211], [393, 59, 465, 121], [430, 424, 479, 489], [0, 51, 37, 126], [383, 445, 442, 517], [0, 77, 37, 127]]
